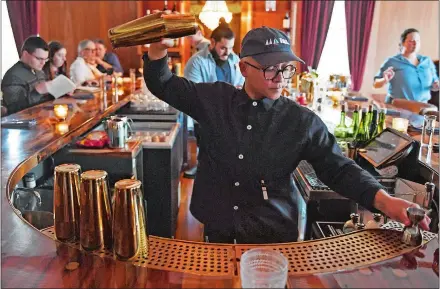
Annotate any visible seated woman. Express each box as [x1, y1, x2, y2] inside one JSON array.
[[43, 41, 67, 80], [373, 28, 439, 103]]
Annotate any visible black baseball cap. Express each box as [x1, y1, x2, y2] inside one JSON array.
[[240, 26, 305, 67]]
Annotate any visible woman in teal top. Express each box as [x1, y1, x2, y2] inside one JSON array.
[[374, 28, 439, 103]]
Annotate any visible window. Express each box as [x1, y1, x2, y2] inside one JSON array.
[[316, 1, 350, 83], [2, 1, 19, 79]]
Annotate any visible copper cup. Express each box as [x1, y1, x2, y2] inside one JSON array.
[[112, 179, 149, 261], [80, 170, 112, 251], [108, 12, 197, 48], [54, 164, 81, 241]]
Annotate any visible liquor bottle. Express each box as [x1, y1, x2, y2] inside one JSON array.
[[163, 0, 168, 11], [372, 109, 386, 138], [171, 1, 177, 12], [334, 102, 347, 139], [355, 109, 369, 144], [347, 104, 360, 139]]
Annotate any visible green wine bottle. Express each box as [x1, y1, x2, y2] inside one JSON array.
[[334, 102, 347, 139], [372, 109, 386, 137], [346, 104, 360, 140], [356, 109, 369, 143]]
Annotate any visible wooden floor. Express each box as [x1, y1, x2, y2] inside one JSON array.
[[174, 138, 204, 242]]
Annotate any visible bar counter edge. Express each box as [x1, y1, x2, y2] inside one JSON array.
[[1, 95, 438, 288]]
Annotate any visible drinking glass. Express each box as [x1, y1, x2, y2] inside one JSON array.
[[240, 248, 288, 288]]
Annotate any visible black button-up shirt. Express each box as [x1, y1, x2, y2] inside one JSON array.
[[143, 54, 383, 244]]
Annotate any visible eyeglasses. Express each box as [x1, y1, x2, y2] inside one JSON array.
[[84, 48, 97, 52], [244, 61, 296, 81], [31, 54, 49, 63]]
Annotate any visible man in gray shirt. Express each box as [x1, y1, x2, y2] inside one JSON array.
[[1, 36, 52, 115]]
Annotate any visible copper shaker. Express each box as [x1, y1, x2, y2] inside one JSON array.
[[108, 12, 197, 48], [53, 164, 81, 241], [80, 170, 113, 251], [112, 179, 149, 261]]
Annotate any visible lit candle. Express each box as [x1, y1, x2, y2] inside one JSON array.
[[54, 104, 68, 120], [55, 122, 69, 135], [392, 117, 409, 133]]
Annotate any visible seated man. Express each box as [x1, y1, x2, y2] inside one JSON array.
[[70, 39, 103, 86], [94, 39, 123, 74], [1, 36, 53, 115]]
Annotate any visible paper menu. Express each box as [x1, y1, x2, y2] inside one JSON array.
[[46, 74, 77, 99]]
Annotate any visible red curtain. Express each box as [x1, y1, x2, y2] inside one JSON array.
[[6, 0, 40, 55], [345, 1, 376, 91], [300, 1, 335, 72]]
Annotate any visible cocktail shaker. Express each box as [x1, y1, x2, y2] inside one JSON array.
[[108, 12, 198, 48], [80, 170, 113, 251], [53, 163, 81, 241], [112, 179, 149, 260]]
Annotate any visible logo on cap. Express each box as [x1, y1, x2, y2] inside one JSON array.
[[265, 38, 289, 46]]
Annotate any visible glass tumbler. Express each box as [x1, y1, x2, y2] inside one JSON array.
[[240, 248, 288, 288]]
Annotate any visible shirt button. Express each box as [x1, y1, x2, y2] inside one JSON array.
[[238, 154, 244, 159], [252, 101, 257, 106], [234, 182, 240, 187], [233, 206, 239, 210], [246, 125, 252, 130]]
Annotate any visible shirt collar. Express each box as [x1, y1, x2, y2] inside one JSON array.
[[237, 86, 277, 111]]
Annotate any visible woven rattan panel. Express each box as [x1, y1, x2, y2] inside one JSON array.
[[235, 229, 423, 275], [40, 227, 235, 276]]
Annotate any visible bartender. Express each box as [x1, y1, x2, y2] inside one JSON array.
[[143, 26, 430, 244]]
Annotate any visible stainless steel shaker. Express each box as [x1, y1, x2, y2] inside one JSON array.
[[105, 118, 127, 149], [112, 179, 149, 260], [80, 170, 113, 251], [54, 163, 81, 241]]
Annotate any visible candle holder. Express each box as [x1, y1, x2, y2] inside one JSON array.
[[55, 122, 69, 135], [392, 117, 409, 134], [54, 104, 69, 121]]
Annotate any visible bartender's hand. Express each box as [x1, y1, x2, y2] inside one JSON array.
[[373, 189, 431, 230], [431, 80, 439, 91], [149, 9, 178, 60]]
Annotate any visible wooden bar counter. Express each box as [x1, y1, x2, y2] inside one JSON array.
[[1, 92, 439, 288]]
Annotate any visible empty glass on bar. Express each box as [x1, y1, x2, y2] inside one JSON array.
[[240, 248, 288, 288]]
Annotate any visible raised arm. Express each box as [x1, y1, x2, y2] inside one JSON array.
[[143, 41, 218, 123]]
